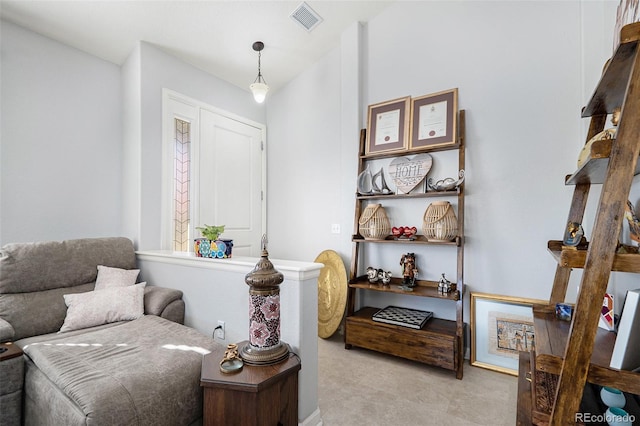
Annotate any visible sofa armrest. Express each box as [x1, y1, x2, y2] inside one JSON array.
[[0, 342, 24, 425], [144, 286, 185, 324], [0, 318, 15, 343]]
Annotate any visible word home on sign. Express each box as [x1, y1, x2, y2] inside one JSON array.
[[388, 154, 433, 193]]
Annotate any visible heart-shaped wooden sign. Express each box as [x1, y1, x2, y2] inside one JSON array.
[[388, 154, 433, 194]]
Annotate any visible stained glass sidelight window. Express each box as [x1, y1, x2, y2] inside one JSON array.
[[173, 118, 190, 251]]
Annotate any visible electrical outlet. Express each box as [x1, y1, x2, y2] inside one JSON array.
[[216, 320, 225, 340], [331, 224, 341, 234]]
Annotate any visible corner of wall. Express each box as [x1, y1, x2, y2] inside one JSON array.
[[121, 42, 143, 246]]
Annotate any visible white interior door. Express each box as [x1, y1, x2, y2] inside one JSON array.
[[198, 109, 264, 256]]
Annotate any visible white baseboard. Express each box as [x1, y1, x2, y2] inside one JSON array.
[[300, 407, 322, 426]]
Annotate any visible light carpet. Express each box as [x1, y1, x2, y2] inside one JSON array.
[[318, 333, 517, 425]]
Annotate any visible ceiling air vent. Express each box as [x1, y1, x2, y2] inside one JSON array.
[[290, 2, 323, 32]]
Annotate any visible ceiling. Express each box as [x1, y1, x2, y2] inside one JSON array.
[[0, 0, 393, 95]]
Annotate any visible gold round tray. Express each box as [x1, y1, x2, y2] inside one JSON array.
[[315, 250, 347, 339]]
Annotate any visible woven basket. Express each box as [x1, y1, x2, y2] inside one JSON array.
[[422, 201, 457, 242], [358, 204, 391, 240]]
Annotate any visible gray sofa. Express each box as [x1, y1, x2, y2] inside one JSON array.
[[0, 237, 220, 425]]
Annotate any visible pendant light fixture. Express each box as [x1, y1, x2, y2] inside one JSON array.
[[250, 41, 269, 103]]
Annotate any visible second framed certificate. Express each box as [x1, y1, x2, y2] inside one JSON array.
[[366, 96, 411, 155], [410, 88, 458, 150]]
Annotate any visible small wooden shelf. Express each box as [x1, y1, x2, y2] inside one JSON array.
[[360, 143, 462, 160], [345, 307, 458, 371], [583, 24, 640, 117], [532, 304, 640, 395], [565, 138, 612, 185], [564, 139, 640, 185], [356, 189, 458, 201], [352, 235, 461, 246], [349, 276, 462, 301], [548, 240, 640, 272]]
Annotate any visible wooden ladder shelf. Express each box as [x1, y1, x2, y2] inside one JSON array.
[[344, 110, 466, 380], [517, 21, 640, 425]]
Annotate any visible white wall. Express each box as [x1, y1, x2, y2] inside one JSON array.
[[266, 44, 346, 262], [367, 1, 585, 307], [121, 43, 142, 248], [266, 21, 364, 267], [0, 19, 122, 244], [266, 1, 620, 323]]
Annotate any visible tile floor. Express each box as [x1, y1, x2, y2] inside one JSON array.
[[318, 333, 517, 425]]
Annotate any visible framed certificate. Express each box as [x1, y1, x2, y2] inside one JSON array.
[[410, 88, 458, 150], [366, 96, 410, 155]]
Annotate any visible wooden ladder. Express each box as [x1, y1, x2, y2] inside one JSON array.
[[546, 22, 640, 425]]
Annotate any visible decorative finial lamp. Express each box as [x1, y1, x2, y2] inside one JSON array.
[[249, 41, 269, 103], [241, 235, 290, 365]]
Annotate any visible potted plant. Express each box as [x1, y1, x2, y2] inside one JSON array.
[[194, 224, 234, 258]]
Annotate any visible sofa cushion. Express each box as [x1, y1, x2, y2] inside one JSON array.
[[94, 265, 140, 290], [0, 283, 94, 341], [20, 315, 219, 425], [60, 283, 147, 332], [0, 237, 136, 294]]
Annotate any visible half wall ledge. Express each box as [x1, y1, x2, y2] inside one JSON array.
[[135, 250, 323, 425]]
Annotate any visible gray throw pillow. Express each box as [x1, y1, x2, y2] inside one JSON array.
[[94, 265, 140, 290], [60, 283, 147, 332]]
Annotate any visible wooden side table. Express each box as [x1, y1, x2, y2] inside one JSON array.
[[1, 342, 24, 426], [200, 341, 301, 426]]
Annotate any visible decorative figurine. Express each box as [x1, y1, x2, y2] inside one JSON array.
[[427, 169, 465, 192], [563, 221, 585, 247], [391, 227, 403, 238], [357, 165, 373, 195], [399, 253, 418, 290], [219, 343, 243, 374], [555, 303, 573, 322], [403, 227, 417, 239], [438, 273, 452, 294], [378, 270, 392, 286], [371, 168, 392, 195], [625, 200, 640, 243], [577, 108, 620, 168], [366, 266, 380, 283], [391, 226, 417, 240]]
